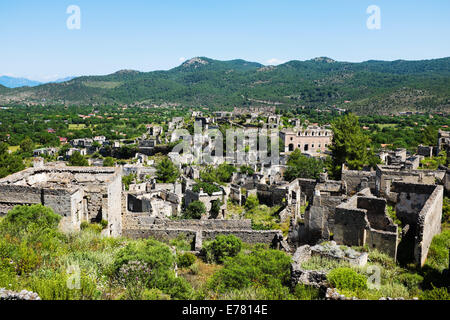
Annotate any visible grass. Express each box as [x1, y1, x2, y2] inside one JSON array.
[[301, 255, 351, 272], [244, 204, 282, 231], [82, 81, 122, 89], [178, 258, 222, 292], [68, 124, 87, 130], [8, 146, 19, 153]]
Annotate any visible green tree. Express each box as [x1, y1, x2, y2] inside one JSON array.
[[0, 143, 25, 178], [184, 201, 206, 219], [156, 158, 179, 183], [329, 113, 371, 179], [103, 157, 116, 167], [68, 151, 89, 166], [284, 149, 324, 181], [421, 125, 438, 146], [19, 137, 34, 154]]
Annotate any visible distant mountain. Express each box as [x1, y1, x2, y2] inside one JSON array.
[[0, 76, 42, 88], [0, 75, 76, 88], [1, 57, 449, 114]]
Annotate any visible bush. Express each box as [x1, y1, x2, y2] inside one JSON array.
[[368, 249, 396, 269], [208, 247, 292, 299], [0, 205, 61, 236], [202, 235, 242, 264], [397, 273, 423, 290], [116, 260, 153, 300], [177, 252, 196, 268], [169, 234, 192, 251], [192, 182, 221, 196], [420, 286, 450, 300], [141, 288, 171, 300], [327, 267, 368, 292], [111, 239, 193, 299], [245, 195, 259, 211], [28, 271, 100, 300], [184, 201, 206, 219], [80, 222, 103, 234], [189, 263, 199, 275], [112, 239, 175, 275], [293, 284, 322, 300]]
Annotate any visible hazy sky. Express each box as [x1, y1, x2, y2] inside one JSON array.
[[0, 0, 449, 81]]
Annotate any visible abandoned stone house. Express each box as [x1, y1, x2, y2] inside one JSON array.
[[0, 163, 122, 236], [289, 165, 444, 266], [280, 125, 332, 156], [184, 186, 228, 219]]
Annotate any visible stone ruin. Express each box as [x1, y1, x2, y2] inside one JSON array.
[[0, 162, 122, 236], [122, 216, 283, 251], [288, 166, 445, 266], [334, 188, 399, 259]]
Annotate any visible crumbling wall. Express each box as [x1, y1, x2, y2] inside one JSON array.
[[393, 182, 443, 266], [342, 169, 376, 195], [0, 185, 42, 215], [304, 195, 343, 243], [334, 207, 368, 247], [107, 171, 123, 236], [334, 189, 398, 259]]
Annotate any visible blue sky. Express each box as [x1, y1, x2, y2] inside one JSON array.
[[0, 0, 449, 82]]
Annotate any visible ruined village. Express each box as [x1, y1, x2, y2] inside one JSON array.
[[0, 108, 448, 301]]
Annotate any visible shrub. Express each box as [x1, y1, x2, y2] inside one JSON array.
[[420, 286, 450, 300], [210, 199, 222, 218], [189, 263, 199, 275], [208, 247, 292, 299], [28, 271, 100, 300], [397, 272, 423, 290], [245, 195, 259, 211], [169, 234, 192, 251], [0, 205, 61, 236], [184, 201, 206, 219], [112, 239, 175, 275], [202, 235, 242, 264], [192, 182, 221, 196], [177, 252, 196, 268], [293, 284, 322, 300], [150, 269, 193, 300], [80, 223, 103, 234], [141, 288, 171, 300], [111, 239, 193, 299], [116, 260, 152, 300], [327, 267, 368, 292], [368, 249, 396, 269]]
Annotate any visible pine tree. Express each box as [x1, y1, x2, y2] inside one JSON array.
[[329, 113, 371, 179]]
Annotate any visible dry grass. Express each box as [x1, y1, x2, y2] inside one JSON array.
[[178, 258, 222, 291]]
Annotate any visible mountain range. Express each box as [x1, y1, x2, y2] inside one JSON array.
[[0, 76, 76, 88], [0, 57, 449, 114]]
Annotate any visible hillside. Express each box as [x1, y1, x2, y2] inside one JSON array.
[[1, 57, 449, 114]]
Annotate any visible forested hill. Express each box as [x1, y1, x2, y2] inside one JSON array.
[[1, 56, 449, 114]]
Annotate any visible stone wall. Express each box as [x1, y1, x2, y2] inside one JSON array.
[[107, 171, 123, 236], [123, 226, 281, 249], [0, 166, 122, 236], [376, 165, 446, 202], [202, 230, 281, 246], [393, 182, 443, 266], [124, 215, 252, 231], [342, 169, 376, 195], [334, 189, 398, 259]]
